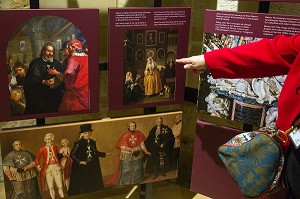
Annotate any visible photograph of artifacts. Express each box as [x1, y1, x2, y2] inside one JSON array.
[[123, 28, 178, 105], [197, 33, 285, 127], [7, 15, 89, 116], [0, 112, 182, 198]]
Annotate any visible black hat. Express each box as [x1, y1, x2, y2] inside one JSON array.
[[79, 124, 93, 134]]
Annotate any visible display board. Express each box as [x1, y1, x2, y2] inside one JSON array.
[[0, 111, 182, 198], [0, 9, 99, 122], [108, 7, 191, 110], [197, 9, 300, 127]]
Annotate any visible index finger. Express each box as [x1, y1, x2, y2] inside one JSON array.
[[176, 58, 191, 64]]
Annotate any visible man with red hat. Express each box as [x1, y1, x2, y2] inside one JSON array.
[[48, 38, 89, 112]]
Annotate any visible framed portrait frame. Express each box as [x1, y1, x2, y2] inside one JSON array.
[[137, 33, 143, 45], [145, 30, 157, 46], [136, 49, 145, 62], [157, 48, 165, 60], [0, 9, 99, 122], [159, 32, 165, 43]]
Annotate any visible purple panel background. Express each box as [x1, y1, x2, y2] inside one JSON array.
[[190, 120, 287, 198], [0, 9, 99, 121], [204, 9, 300, 39], [108, 7, 190, 110]]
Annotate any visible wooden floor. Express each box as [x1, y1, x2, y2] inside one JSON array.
[[0, 180, 210, 199]]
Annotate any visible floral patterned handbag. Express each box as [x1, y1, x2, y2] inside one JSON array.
[[218, 129, 285, 198]]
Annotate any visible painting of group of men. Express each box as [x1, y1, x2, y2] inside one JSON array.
[[1, 114, 182, 199], [7, 38, 89, 116]]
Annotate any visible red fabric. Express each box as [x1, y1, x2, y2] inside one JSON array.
[[35, 145, 60, 191], [205, 34, 300, 133], [108, 130, 146, 185], [115, 130, 146, 148], [59, 55, 89, 112]]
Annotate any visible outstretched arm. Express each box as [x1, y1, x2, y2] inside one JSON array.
[[177, 34, 300, 79]]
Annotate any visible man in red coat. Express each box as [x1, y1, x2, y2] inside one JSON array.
[[35, 133, 64, 199], [176, 34, 300, 199], [48, 39, 89, 112], [113, 121, 150, 185]]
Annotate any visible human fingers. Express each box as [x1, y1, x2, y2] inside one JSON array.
[[183, 63, 193, 70], [176, 58, 192, 65]]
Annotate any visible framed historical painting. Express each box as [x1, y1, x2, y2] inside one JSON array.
[[137, 33, 143, 45], [197, 9, 300, 128], [157, 48, 165, 60], [136, 49, 145, 62], [145, 30, 157, 46], [108, 7, 191, 110], [0, 111, 182, 199], [159, 32, 165, 43], [0, 9, 99, 122]]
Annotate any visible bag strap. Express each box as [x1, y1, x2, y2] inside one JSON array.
[[282, 118, 300, 136], [274, 118, 300, 145]]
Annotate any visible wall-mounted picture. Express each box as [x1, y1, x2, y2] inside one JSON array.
[[108, 7, 191, 110], [157, 48, 165, 60], [159, 32, 165, 43], [197, 10, 300, 127], [137, 33, 143, 45], [0, 9, 99, 122], [0, 111, 182, 199], [136, 49, 145, 62], [145, 30, 157, 46]]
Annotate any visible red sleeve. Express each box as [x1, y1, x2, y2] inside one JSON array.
[[65, 58, 79, 90], [204, 34, 300, 79], [35, 147, 43, 166]]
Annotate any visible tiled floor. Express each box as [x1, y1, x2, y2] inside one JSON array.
[[0, 180, 210, 199]]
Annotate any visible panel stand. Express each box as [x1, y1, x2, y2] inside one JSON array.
[[139, 0, 162, 198], [258, 1, 270, 13], [140, 107, 156, 199], [140, 183, 153, 199], [36, 118, 46, 126], [30, 0, 39, 9]]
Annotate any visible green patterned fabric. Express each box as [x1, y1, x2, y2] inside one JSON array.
[[218, 132, 284, 198]]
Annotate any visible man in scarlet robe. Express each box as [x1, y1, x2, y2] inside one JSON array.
[[113, 121, 150, 185], [48, 39, 89, 112]]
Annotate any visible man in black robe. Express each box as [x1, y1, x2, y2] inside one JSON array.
[[144, 117, 175, 179], [68, 124, 111, 196], [24, 42, 65, 114]]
